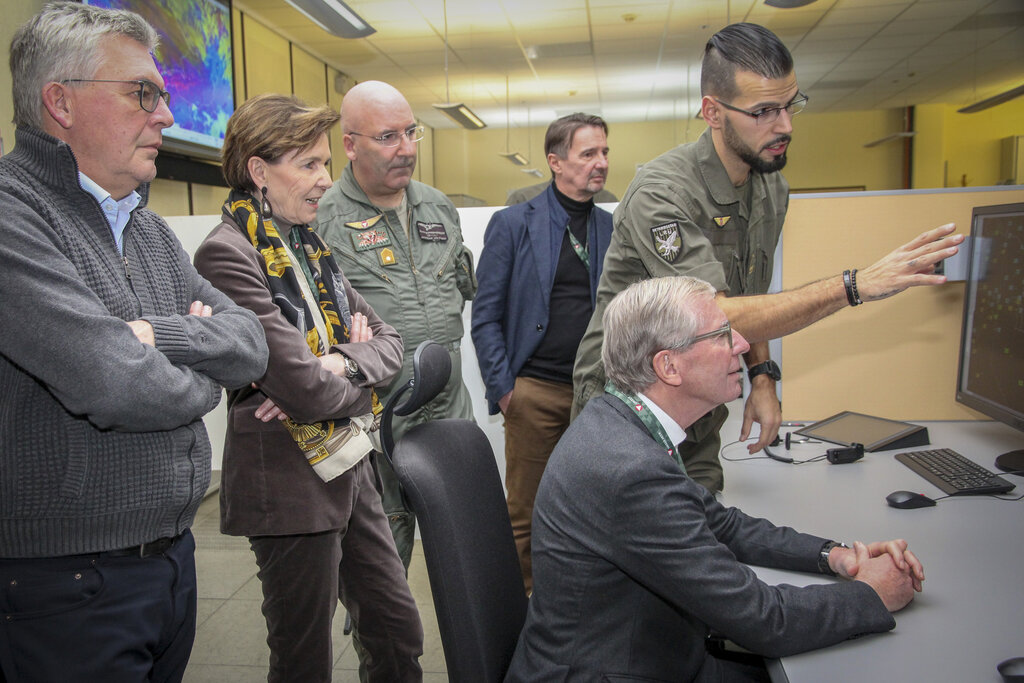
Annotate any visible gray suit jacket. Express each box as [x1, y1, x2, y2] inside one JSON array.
[[505, 394, 895, 682]]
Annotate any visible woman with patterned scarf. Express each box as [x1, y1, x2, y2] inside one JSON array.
[[194, 93, 423, 682]]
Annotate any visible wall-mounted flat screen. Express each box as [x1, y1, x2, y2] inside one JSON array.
[[85, 0, 234, 160]]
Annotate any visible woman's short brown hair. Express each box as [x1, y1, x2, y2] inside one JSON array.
[[221, 93, 341, 192]]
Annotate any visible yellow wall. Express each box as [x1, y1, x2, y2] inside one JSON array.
[[432, 108, 921, 205], [782, 109, 906, 191], [942, 97, 1024, 188]]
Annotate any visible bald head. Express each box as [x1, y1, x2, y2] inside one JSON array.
[[341, 81, 418, 207], [341, 80, 411, 132]]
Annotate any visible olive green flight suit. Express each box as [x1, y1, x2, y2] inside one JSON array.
[[572, 128, 788, 492], [316, 164, 477, 563]]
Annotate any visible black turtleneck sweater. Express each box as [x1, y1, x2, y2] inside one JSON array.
[[519, 183, 594, 384]]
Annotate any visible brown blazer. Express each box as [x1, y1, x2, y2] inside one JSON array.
[[193, 213, 403, 537]]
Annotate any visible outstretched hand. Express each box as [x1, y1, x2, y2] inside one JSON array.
[[856, 223, 962, 302]]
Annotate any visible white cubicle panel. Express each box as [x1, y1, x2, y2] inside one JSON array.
[[167, 202, 785, 481], [167, 209, 512, 478]]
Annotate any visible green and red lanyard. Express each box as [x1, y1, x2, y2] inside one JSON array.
[[604, 382, 687, 474], [566, 223, 589, 271]]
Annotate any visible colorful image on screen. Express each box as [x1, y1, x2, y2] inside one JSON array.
[[85, 0, 234, 158]]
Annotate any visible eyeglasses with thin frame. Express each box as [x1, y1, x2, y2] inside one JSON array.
[[713, 92, 808, 125], [347, 125, 425, 147], [670, 321, 734, 352], [61, 78, 170, 113]]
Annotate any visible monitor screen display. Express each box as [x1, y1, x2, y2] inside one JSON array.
[[85, 0, 234, 160], [956, 202, 1024, 434]]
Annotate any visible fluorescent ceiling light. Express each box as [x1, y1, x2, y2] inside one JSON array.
[[863, 131, 916, 148], [433, 103, 486, 130], [283, 0, 375, 38], [499, 152, 529, 166], [764, 0, 818, 7], [957, 83, 1024, 113]]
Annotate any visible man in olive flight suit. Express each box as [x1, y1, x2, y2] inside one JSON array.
[[316, 80, 476, 567], [572, 23, 962, 493]]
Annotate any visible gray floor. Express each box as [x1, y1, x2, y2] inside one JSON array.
[[184, 486, 448, 682]]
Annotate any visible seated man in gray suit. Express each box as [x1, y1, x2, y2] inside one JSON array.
[[505, 275, 925, 682]]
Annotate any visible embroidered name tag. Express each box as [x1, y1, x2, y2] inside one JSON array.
[[416, 221, 448, 242], [650, 222, 682, 263], [351, 228, 392, 252]]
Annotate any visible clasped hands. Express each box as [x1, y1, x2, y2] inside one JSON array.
[[828, 539, 925, 612]]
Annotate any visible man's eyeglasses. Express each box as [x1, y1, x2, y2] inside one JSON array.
[[714, 92, 808, 125], [348, 125, 425, 147], [61, 79, 170, 113], [671, 321, 734, 351]]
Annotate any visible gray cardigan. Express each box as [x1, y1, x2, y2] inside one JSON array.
[[0, 127, 268, 557]]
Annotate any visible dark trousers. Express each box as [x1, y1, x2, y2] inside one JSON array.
[[0, 530, 197, 683], [249, 459, 423, 683], [504, 376, 574, 594]]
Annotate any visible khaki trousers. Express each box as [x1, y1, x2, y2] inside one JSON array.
[[503, 376, 574, 593]]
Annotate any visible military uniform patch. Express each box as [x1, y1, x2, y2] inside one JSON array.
[[379, 248, 396, 266], [650, 222, 682, 263], [351, 228, 391, 252], [713, 216, 731, 227], [345, 214, 383, 230], [416, 221, 448, 242]]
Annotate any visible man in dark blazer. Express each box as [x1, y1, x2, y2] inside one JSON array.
[[505, 276, 925, 682], [471, 113, 613, 592]]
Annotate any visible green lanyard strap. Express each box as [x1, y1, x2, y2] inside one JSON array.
[[565, 223, 590, 272], [604, 382, 686, 474]]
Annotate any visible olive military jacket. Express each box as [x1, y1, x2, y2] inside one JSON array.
[[315, 164, 477, 428], [571, 129, 788, 487]]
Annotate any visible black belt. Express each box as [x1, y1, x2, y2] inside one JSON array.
[[100, 533, 181, 559]]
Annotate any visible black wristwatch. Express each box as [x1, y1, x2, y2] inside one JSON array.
[[818, 541, 848, 576], [747, 360, 781, 382]]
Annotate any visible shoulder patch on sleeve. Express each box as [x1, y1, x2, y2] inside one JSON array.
[[650, 222, 682, 263]]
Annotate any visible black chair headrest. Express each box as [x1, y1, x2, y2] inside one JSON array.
[[379, 340, 452, 462], [395, 341, 451, 416]]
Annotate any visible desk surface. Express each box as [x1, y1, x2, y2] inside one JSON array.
[[717, 401, 1024, 683]]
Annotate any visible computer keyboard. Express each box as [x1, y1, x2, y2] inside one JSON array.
[[895, 448, 1016, 496]]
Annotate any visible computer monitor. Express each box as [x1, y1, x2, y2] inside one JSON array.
[[955, 201, 1024, 474]]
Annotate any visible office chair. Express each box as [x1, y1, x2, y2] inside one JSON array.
[[380, 341, 528, 683]]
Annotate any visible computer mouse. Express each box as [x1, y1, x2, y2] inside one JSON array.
[[886, 490, 937, 509]]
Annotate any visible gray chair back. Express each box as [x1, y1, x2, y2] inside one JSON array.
[[380, 341, 528, 683]]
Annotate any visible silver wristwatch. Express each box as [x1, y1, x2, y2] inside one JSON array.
[[342, 355, 359, 379]]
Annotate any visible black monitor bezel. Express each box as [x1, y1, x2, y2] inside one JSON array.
[[954, 201, 1024, 434]]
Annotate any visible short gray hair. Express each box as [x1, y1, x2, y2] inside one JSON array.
[[10, 1, 159, 129], [602, 276, 717, 394]]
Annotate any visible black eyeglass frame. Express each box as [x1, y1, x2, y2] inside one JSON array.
[[347, 125, 426, 147], [713, 92, 809, 125], [60, 78, 171, 113]]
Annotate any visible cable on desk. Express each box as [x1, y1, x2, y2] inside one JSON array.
[[719, 440, 828, 465]]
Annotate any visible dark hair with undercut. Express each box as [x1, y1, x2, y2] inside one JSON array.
[[544, 112, 608, 160], [700, 23, 793, 100], [221, 93, 340, 193]]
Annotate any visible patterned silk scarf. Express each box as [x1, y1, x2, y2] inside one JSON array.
[[226, 190, 382, 479]]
